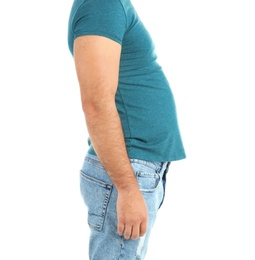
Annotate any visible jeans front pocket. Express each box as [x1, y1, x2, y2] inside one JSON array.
[[80, 170, 113, 231], [135, 171, 161, 192]]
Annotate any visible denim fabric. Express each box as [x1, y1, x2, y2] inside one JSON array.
[[80, 154, 170, 260]]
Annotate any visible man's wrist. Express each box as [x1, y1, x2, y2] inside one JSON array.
[[116, 180, 140, 193]]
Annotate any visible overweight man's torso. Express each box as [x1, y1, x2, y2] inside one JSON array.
[[68, 0, 186, 161]]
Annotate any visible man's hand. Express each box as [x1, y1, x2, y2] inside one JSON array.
[[117, 188, 148, 240]]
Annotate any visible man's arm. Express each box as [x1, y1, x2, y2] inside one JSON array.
[[74, 35, 148, 240]]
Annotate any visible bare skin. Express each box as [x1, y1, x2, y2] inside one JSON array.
[[74, 35, 148, 240]]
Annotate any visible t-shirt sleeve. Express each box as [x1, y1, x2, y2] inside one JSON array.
[[71, 0, 127, 45]]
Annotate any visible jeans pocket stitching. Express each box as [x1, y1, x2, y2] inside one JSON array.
[[136, 171, 161, 193], [80, 170, 112, 188], [80, 171, 113, 231]]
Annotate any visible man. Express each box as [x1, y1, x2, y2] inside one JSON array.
[[68, 0, 186, 259]]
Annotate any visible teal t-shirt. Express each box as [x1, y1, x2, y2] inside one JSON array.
[[68, 0, 186, 161]]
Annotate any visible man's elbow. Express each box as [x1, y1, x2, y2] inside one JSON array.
[[81, 95, 116, 118]]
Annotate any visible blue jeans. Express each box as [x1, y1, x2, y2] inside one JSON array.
[[80, 154, 171, 260]]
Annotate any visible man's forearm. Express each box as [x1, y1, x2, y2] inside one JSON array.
[[83, 101, 138, 191], [74, 36, 148, 240]]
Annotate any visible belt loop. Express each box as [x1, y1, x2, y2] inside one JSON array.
[[157, 162, 164, 174]]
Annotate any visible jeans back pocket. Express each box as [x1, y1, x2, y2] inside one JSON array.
[[80, 170, 113, 231]]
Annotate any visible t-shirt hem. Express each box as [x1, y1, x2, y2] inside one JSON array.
[[74, 31, 123, 45], [87, 146, 186, 162]]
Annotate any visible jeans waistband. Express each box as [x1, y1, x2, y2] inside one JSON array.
[[85, 153, 170, 174]]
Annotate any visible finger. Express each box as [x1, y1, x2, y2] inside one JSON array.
[[140, 221, 148, 237], [123, 225, 132, 240], [131, 224, 140, 240], [118, 221, 125, 236]]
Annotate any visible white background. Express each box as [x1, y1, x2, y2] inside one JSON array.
[[0, 0, 254, 259]]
